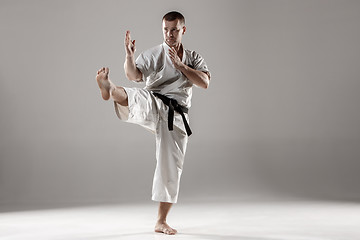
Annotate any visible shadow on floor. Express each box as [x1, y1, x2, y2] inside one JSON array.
[[81, 232, 284, 240]]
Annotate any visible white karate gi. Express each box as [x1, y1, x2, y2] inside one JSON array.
[[114, 42, 210, 203]]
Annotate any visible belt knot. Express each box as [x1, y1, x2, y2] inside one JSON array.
[[153, 92, 192, 136]]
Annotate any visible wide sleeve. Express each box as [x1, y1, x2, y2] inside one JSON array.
[[135, 52, 153, 82], [191, 51, 211, 79]]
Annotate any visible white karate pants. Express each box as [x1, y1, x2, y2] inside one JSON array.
[[114, 87, 189, 203]]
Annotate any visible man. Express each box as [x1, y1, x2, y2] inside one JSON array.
[[96, 11, 210, 235]]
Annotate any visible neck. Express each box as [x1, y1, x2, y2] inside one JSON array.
[[173, 43, 181, 52], [165, 42, 182, 51]]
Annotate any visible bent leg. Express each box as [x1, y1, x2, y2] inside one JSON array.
[[113, 88, 159, 134], [111, 86, 128, 106], [96, 67, 128, 106]]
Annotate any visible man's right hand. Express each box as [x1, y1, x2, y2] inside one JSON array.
[[124, 30, 136, 57], [124, 30, 142, 81]]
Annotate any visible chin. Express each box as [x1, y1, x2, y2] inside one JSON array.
[[166, 40, 177, 46]]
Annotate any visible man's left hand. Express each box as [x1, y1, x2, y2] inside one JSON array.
[[169, 47, 184, 70]]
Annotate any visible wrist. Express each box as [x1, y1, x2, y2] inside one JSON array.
[[178, 62, 187, 71], [126, 54, 135, 61]]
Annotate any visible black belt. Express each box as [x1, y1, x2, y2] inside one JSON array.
[[153, 92, 192, 136]]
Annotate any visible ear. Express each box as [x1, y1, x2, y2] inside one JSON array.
[[182, 26, 186, 35]]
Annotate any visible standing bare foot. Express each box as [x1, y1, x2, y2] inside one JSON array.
[[155, 221, 177, 235], [96, 67, 114, 100]]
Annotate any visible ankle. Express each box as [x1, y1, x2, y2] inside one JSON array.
[[109, 85, 116, 96], [157, 219, 167, 224]]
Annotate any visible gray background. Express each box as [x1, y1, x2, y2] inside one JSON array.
[[1, 0, 360, 208]]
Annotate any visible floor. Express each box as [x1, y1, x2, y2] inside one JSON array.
[[1, 200, 359, 240]]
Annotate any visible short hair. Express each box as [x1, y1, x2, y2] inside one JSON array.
[[162, 11, 185, 25]]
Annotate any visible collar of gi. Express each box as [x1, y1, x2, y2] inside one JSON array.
[[163, 42, 186, 63]]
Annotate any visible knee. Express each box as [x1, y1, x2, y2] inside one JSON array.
[[112, 87, 128, 106]]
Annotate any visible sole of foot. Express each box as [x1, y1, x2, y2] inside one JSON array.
[[96, 67, 111, 100]]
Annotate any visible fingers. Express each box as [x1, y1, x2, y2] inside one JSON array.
[[169, 54, 176, 65], [169, 47, 177, 55], [124, 30, 130, 45], [125, 30, 134, 44], [168, 49, 176, 61], [124, 30, 136, 54], [168, 51, 175, 60], [168, 47, 178, 59], [167, 49, 183, 69], [131, 40, 136, 51]]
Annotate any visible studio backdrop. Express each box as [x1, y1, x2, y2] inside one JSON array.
[[1, 0, 360, 207]]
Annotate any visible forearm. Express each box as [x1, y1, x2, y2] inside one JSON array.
[[124, 56, 142, 82], [178, 65, 210, 89]]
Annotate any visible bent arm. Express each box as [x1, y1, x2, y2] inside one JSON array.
[[178, 65, 210, 89], [168, 47, 210, 89], [124, 30, 142, 82], [124, 56, 142, 82]]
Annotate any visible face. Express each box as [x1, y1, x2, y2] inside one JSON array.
[[162, 19, 186, 47]]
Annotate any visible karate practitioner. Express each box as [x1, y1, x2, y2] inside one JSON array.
[[96, 11, 210, 235]]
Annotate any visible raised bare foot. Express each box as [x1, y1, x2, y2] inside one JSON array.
[[155, 221, 177, 235], [96, 67, 114, 100]]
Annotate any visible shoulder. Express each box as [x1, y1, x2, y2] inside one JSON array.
[[136, 44, 163, 67], [185, 48, 205, 60], [184, 47, 210, 72], [140, 44, 163, 58]]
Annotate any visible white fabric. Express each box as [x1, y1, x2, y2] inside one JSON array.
[[135, 42, 210, 108], [113, 42, 210, 203], [114, 87, 188, 203]]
